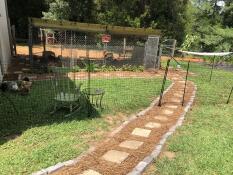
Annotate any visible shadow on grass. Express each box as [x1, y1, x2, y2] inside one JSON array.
[[0, 79, 100, 145]]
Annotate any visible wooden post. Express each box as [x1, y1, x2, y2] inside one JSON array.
[[123, 37, 126, 56], [11, 25, 17, 55], [85, 35, 91, 117], [60, 32, 63, 60], [158, 47, 162, 69], [158, 59, 171, 106], [182, 61, 190, 106], [42, 29, 46, 52], [171, 40, 177, 57], [28, 19, 33, 66], [65, 31, 67, 45]]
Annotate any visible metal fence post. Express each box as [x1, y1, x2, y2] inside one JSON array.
[[209, 56, 215, 82], [182, 61, 190, 106], [158, 59, 171, 107], [42, 29, 46, 52], [227, 85, 233, 104], [28, 19, 33, 66]]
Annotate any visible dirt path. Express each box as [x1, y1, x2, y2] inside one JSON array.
[[17, 45, 204, 63], [43, 70, 196, 175]]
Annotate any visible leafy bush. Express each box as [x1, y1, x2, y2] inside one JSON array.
[[121, 64, 144, 72], [84, 63, 99, 72], [100, 65, 117, 72], [48, 66, 80, 73]]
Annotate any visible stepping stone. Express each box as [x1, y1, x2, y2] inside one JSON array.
[[119, 140, 143, 150], [162, 109, 174, 115], [132, 128, 151, 137], [172, 77, 179, 80], [174, 93, 183, 97], [171, 98, 181, 103], [174, 91, 183, 94], [178, 80, 186, 83], [154, 116, 168, 121], [145, 122, 161, 129], [165, 105, 178, 109], [102, 150, 129, 164], [81, 170, 102, 175]]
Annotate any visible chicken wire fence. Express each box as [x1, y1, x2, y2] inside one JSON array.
[[31, 30, 150, 68], [1, 59, 233, 138], [1, 26, 233, 139], [1, 27, 178, 137]]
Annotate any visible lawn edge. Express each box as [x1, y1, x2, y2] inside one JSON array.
[[127, 82, 197, 175], [31, 83, 175, 175]]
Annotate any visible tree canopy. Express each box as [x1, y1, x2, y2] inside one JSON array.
[[7, 0, 233, 51], [182, 0, 233, 51]]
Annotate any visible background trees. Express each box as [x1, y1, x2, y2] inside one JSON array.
[[7, 0, 233, 51], [182, 0, 233, 51], [43, 0, 95, 22], [7, 0, 46, 39]]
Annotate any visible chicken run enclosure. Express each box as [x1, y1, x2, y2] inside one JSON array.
[[0, 18, 178, 136]]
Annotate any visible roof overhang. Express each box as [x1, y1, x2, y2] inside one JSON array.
[[29, 18, 161, 36]]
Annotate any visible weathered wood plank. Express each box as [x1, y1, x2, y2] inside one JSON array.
[[30, 18, 161, 36]]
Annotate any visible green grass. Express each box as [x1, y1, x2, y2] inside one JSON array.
[[0, 77, 168, 174], [152, 61, 233, 175]]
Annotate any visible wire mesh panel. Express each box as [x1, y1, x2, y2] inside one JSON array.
[[27, 27, 164, 112], [0, 24, 169, 138], [144, 36, 160, 69], [160, 39, 177, 57]]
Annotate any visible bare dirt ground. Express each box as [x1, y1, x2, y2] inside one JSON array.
[[17, 45, 122, 60], [16, 45, 204, 62]]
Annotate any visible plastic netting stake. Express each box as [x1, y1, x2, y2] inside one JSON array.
[[182, 61, 190, 106], [158, 59, 171, 107], [209, 56, 215, 82], [227, 85, 233, 104]]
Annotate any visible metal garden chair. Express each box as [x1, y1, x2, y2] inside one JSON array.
[[50, 66, 83, 117]]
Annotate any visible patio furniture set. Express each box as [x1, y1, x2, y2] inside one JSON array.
[[50, 66, 105, 117]]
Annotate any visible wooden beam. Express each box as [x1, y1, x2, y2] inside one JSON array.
[[30, 18, 161, 36]]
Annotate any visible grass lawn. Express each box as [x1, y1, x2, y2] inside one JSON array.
[[0, 77, 168, 174], [149, 61, 233, 175]]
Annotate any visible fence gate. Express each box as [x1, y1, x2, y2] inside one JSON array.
[[144, 36, 160, 70]]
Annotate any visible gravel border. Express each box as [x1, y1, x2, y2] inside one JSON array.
[[32, 83, 175, 175], [127, 83, 197, 175]]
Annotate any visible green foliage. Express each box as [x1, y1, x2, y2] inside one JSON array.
[[42, 0, 70, 20], [100, 65, 117, 72], [182, 0, 233, 52], [223, 1, 233, 27], [95, 0, 189, 44], [8, 0, 190, 44], [83, 63, 144, 72], [49, 66, 80, 73], [182, 25, 233, 52], [181, 34, 200, 50], [121, 64, 144, 72], [7, 0, 46, 38], [43, 0, 95, 22], [84, 62, 99, 72]]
